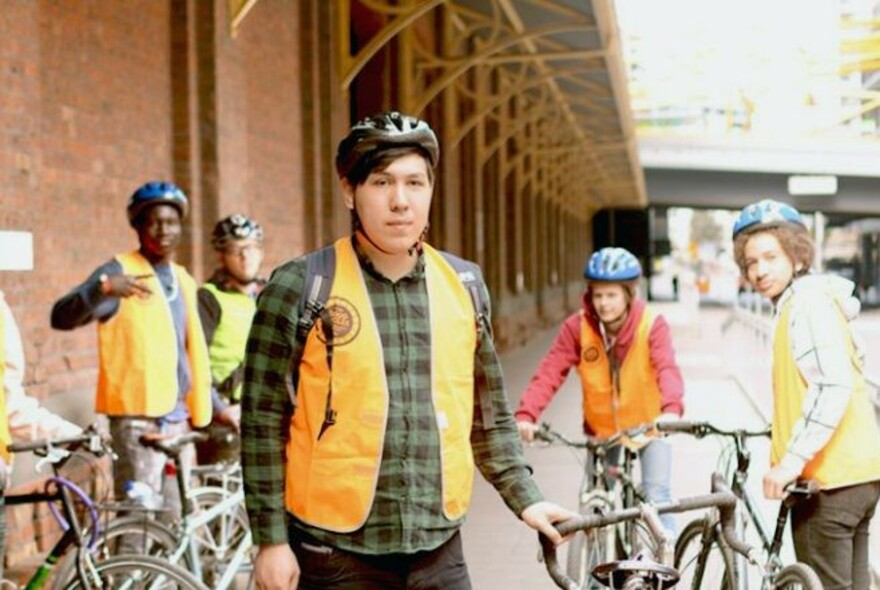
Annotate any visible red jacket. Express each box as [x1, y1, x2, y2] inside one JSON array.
[[515, 293, 684, 431]]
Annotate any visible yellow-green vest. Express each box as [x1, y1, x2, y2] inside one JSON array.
[[201, 283, 255, 403], [0, 304, 11, 462], [95, 251, 212, 427], [576, 310, 662, 438], [772, 298, 880, 489], [285, 238, 477, 532]]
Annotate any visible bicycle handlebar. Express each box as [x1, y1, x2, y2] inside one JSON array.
[[539, 473, 758, 589], [7, 428, 111, 457], [535, 422, 655, 451], [654, 419, 770, 439]]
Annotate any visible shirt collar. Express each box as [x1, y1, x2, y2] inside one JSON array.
[[350, 235, 425, 283]]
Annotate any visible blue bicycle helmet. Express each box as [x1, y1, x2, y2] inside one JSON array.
[[127, 181, 189, 226], [732, 199, 805, 239], [584, 247, 642, 281], [335, 111, 439, 180]]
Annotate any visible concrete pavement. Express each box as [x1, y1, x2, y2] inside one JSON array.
[[462, 301, 880, 588]]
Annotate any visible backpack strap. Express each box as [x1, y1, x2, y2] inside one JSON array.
[[285, 245, 336, 404], [439, 251, 499, 428], [438, 252, 492, 340]]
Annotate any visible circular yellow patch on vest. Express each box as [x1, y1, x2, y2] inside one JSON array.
[[582, 345, 601, 363], [317, 296, 361, 346]]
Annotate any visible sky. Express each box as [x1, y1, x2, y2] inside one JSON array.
[[614, 0, 877, 139]]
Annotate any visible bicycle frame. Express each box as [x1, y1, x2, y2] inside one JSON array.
[[145, 433, 252, 589], [5, 485, 92, 589], [659, 421, 818, 590]]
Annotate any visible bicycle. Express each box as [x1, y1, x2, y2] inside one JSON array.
[[534, 422, 658, 589], [53, 431, 252, 589], [540, 472, 755, 590], [4, 430, 208, 590], [656, 420, 823, 590]]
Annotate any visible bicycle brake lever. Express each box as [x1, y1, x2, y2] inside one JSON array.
[[35, 443, 71, 474]]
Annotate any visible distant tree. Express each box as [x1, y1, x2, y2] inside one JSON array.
[[690, 210, 723, 244]]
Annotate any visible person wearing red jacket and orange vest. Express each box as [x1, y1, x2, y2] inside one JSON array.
[[732, 199, 880, 590], [50, 183, 226, 516], [515, 247, 684, 532]]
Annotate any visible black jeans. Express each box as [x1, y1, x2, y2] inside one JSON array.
[[791, 480, 880, 590], [288, 526, 472, 590]]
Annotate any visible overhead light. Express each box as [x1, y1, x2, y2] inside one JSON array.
[[787, 175, 838, 196]]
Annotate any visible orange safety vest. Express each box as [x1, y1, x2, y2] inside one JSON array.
[[286, 238, 477, 532], [576, 310, 662, 438], [0, 302, 12, 462], [95, 251, 212, 427], [772, 298, 880, 489]]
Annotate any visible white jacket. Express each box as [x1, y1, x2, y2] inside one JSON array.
[[2, 291, 81, 443], [773, 273, 866, 475]]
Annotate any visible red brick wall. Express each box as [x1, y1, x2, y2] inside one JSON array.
[[213, 0, 306, 271], [0, 0, 308, 570]]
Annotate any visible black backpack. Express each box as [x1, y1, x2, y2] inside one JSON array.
[[285, 245, 498, 435]]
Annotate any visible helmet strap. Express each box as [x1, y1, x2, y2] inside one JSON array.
[[407, 223, 429, 256], [351, 198, 395, 255]]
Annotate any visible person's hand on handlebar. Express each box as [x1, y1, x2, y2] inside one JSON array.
[[521, 501, 579, 546], [517, 420, 539, 443], [762, 463, 802, 500], [655, 412, 680, 424]]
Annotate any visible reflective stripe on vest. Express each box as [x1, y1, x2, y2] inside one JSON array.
[[95, 251, 212, 427], [285, 238, 477, 532], [772, 298, 880, 489], [201, 283, 255, 402], [576, 310, 662, 438], [0, 303, 11, 462]]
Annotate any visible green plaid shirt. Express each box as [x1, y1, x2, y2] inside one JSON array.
[[241, 237, 543, 554]]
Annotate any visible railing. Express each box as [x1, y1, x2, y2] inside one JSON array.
[[724, 293, 880, 411]]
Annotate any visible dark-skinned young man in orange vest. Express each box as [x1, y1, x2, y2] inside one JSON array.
[[241, 112, 575, 590], [51, 183, 233, 517]]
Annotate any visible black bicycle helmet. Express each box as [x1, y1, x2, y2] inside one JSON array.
[[335, 111, 439, 180], [211, 214, 264, 250]]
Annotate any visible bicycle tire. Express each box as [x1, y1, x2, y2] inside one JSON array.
[[674, 517, 737, 590], [52, 516, 189, 590], [566, 494, 617, 589], [772, 562, 823, 590], [187, 486, 252, 585], [60, 554, 209, 590]]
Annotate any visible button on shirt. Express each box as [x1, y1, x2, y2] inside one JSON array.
[[241, 237, 542, 554]]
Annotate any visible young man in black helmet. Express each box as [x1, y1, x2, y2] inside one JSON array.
[[241, 112, 574, 590], [50, 182, 221, 514], [196, 214, 266, 464]]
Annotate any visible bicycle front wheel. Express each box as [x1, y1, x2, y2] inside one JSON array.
[[674, 517, 737, 590], [772, 563, 823, 590], [566, 494, 616, 589], [60, 554, 209, 590], [52, 516, 189, 589]]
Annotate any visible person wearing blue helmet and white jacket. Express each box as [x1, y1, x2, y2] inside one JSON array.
[[50, 182, 233, 516], [732, 199, 880, 590], [515, 247, 684, 533]]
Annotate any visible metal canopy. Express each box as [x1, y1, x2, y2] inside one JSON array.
[[339, 0, 645, 219]]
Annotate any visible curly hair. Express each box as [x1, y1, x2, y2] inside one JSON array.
[[732, 223, 814, 278]]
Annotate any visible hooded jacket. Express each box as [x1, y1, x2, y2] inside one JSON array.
[[515, 291, 683, 433]]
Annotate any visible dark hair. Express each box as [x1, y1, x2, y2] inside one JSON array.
[[733, 223, 814, 278], [344, 146, 435, 187]]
